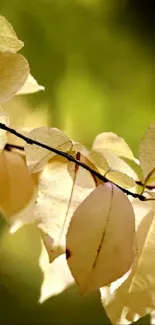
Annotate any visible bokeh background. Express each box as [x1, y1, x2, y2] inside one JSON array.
[[0, 0, 154, 324]]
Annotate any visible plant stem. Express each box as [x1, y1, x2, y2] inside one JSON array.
[[0, 122, 147, 201]]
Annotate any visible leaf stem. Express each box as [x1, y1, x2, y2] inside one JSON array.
[[0, 123, 148, 201]]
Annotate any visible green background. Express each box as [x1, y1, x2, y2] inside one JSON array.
[[0, 0, 154, 324]]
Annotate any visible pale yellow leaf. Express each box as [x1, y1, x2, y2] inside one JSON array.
[[0, 51, 29, 103], [39, 243, 74, 303], [93, 132, 134, 159], [66, 183, 135, 295], [25, 127, 72, 173], [106, 170, 135, 189], [88, 150, 109, 173], [0, 150, 36, 218], [100, 199, 155, 324], [17, 73, 45, 95], [139, 123, 155, 180], [88, 149, 136, 188], [0, 16, 23, 52], [35, 154, 96, 262], [0, 110, 9, 150]]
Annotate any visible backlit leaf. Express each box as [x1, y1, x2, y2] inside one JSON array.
[[25, 127, 72, 173], [139, 123, 155, 180], [0, 15, 23, 52], [66, 183, 135, 295], [17, 73, 45, 95], [100, 199, 154, 324], [35, 154, 96, 262], [88, 149, 136, 188], [0, 150, 36, 218], [39, 243, 74, 303], [0, 51, 29, 103], [93, 132, 134, 159], [0, 110, 9, 150]]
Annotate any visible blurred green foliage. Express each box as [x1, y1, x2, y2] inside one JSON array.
[[0, 0, 154, 324]]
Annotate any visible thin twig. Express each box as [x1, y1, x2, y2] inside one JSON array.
[[5, 143, 25, 151], [0, 122, 148, 201]]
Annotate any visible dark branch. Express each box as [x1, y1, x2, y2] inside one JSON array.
[[0, 123, 147, 201], [5, 143, 25, 151]]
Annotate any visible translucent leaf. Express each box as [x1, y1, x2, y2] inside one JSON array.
[[35, 154, 96, 262], [0, 16, 23, 52], [0, 110, 9, 150], [88, 149, 136, 188], [93, 132, 134, 159], [139, 123, 155, 180], [25, 127, 72, 173], [0, 150, 36, 218], [39, 243, 74, 303], [66, 183, 135, 295], [88, 150, 110, 173], [106, 170, 135, 189], [0, 51, 29, 103], [100, 199, 155, 324], [17, 73, 45, 95]]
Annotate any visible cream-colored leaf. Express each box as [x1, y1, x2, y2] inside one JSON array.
[[35, 154, 96, 262], [0, 16, 23, 52], [88, 149, 136, 188], [39, 243, 74, 303], [100, 199, 154, 325], [93, 132, 134, 159], [0, 150, 36, 218], [0, 51, 29, 103], [66, 183, 135, 295], [106, 170, 135, 189], [0, 110, 9, 150], [88, 150, 110, 173], [139, 123, 155, 180], [17, 73, 45, 95], [9, 192, 37, 234], [90, 149, 138, 181], [25, 127, 72, 173]]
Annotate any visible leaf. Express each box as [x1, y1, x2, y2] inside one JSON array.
[[93, 132, 134, 160], [0, 110, 9, 150], [139, 123, 155, 180], [0, 51, 29, 103], [17, 73, 45, 95], [0, 15, 23, 52], [100, 199, 154, 324], [106, 170, 135, 189], [66, 183, 135, 295], [35, 154, 96, 262], [25, 127, 72, 173], [88, 149, 136, 189], [39, 243, 74, 303], [0, 150, 36, 218]]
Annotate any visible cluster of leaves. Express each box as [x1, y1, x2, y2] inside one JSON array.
[[1, 14, 155, 325]]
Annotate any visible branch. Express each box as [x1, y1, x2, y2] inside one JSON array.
[[0, 122, 148, 201]]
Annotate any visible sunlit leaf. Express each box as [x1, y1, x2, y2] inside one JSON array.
[[17, 73, 45, 95], [100, 199, 154, 324], [0, 110, 9, 150], [35, 154, 96, 262], [88, 149, 136, 188], [106, 170, 135, 189], [0, 150, 36, 218], [139, 123, 155, 180], [0, 15, 23, 52], [0, 51, 29, 103], [66, 183, 135, 295], [93, 132, 134, 159], [39, 243, 74, 303], [25, 127, 72, 173], [88, 149, 109, 173]]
